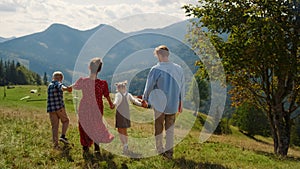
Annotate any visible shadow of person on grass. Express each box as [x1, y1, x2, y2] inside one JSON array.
[[174, 157, 228, 169], [83, 148, 117, 169], [126, 150, 143, 159], [60, 144, 74, 162]]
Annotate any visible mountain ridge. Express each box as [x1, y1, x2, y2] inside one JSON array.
[[0, 20, 219, 85], [0, 36, 15, 43]]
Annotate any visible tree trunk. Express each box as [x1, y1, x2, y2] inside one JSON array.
[[272, 109, 291, 156], [267, 111, 278, 153]]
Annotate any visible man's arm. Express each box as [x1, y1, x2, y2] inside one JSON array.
[[178, 70, 185, 113], [105, 95, 115, 109], [62, 84, 72, 92]]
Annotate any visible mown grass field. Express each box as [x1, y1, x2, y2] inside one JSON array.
[[1, 85, 300, 169]]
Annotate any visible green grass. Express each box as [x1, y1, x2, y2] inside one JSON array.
[[1, 85, 300, 169], [0, 85, 75, 112]]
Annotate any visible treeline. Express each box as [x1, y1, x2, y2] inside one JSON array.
[[0, 59, 44, 86]]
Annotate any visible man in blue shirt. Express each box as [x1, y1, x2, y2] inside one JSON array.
[[143, 45, 185, 159]]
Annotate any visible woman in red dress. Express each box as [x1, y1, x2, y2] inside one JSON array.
[[72, 57, 114, 158]]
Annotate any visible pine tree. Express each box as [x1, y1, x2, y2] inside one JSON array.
[[43, 72, 48, 85], [35, 73, 42, 85], [0, 59, 4, 85], [7, 60, 17, 84], [16, 62, 21, 68], [1, 60, 44, 85], [16, 67, 27, 85], [4, 61, 8, 85]]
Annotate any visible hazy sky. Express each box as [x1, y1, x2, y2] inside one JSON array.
[[0, 0, 196, 38]]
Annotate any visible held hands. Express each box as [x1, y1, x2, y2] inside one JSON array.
[[141, 100, 149, 108], [106, 96, 115, 110], [109, 102, 116, 109], [110, 104, 115, 109], [67, 86, 72, 92], [136, 95, 149, 109], [62, 85, 72, 92]]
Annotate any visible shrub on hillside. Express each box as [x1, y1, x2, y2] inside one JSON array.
[[214, 118, 232, 135], [232, 102, 271, 137], [291, 116, 300, 147]]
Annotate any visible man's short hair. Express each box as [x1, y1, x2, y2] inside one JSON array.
[[154, 45, 169, 57]]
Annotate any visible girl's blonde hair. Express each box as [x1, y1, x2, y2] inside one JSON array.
[[89, 57, 103, 73], [115, 80, 128, 92], [154, 45, 169, 57]]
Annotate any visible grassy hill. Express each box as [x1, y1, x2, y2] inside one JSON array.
[[1, 85, 300, 169]]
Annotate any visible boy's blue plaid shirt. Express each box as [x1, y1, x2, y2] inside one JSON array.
[[47, 80, 65, 112]]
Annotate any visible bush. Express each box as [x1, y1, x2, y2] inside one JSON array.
[[231, 102, 271, 137], [214, 118, 232, 135], [290, 116, 300, 147]]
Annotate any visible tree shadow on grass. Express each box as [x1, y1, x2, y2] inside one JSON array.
[[253, 150, 300, 162], [239, 130, 300, 162], [174, 157, 228, 169], [239, 130, 272, 146]]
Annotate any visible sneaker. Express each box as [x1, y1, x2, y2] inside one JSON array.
[[156, 147, 165, 155], [123, 145, 129, 155], [53, 145, 61, 150], [162, 152, 173, 159], [59, 137, 69, 144], [83, 147, 90, 160], [95, 151, 101, 160]]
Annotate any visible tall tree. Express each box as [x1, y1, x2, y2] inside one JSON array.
[[43, 72, 48, 86], [4, 61, 9, 85], [0, 59, 4, 85], [184, 0, 300, 156], [35, 73, 42, 85], [16, 67, 27, 85], [10, 60, 17, 84]]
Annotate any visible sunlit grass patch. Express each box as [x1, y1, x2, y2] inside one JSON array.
[[1, 85, 300, 169]]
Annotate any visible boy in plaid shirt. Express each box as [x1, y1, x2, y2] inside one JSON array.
[[47, 71, 72, 149]]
